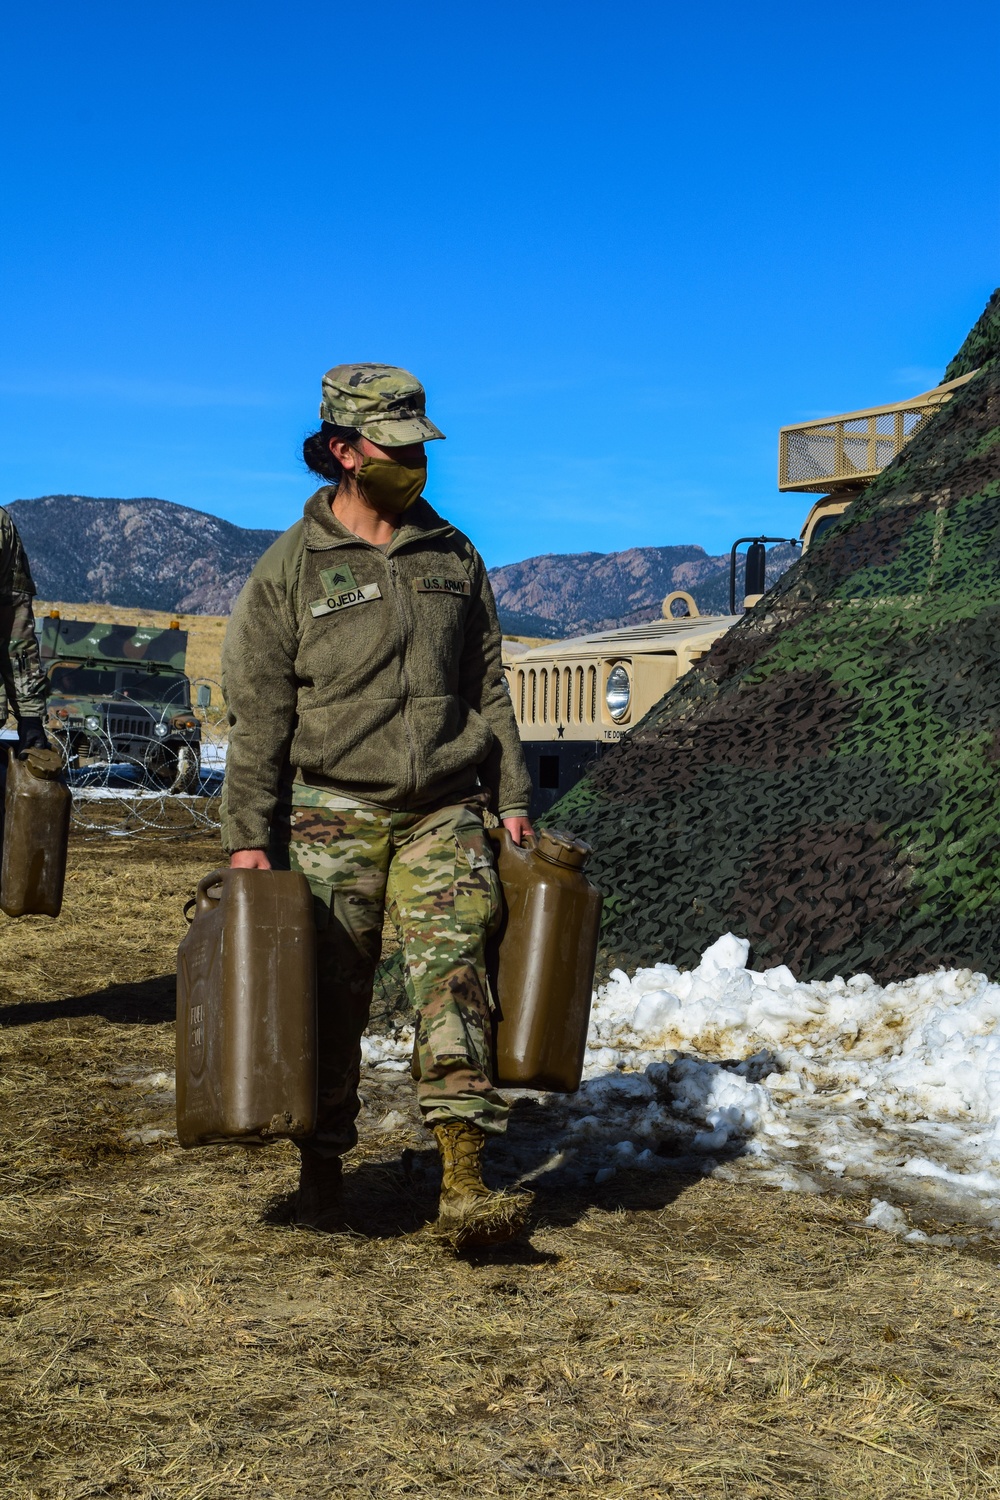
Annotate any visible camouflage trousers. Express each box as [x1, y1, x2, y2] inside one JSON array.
[[283, 790, 508, 1157]]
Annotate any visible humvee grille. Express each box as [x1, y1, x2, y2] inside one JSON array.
[[513, 664, 598, 727], [107, 713, 159, 740]]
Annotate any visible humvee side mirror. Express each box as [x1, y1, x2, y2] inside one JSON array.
[[744, 541, 766, 599], [196, 684, 212, 708], [728, 535, 801, 613]]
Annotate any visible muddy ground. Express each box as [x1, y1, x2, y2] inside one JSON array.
[[2, 832, 1000, 1499]]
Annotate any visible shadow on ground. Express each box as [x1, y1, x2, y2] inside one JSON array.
[[2, 970, 746, 1250], [262, 1085, 737, 1250], [0, 974, 175, 1028]]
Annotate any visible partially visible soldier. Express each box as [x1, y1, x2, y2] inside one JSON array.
[[222, 363, 534, 1249], [0, 507, 49, 753]]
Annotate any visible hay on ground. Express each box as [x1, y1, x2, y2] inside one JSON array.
[[1, 833, 999, 1498]]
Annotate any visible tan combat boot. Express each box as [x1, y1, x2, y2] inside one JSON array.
[[293, 1147, 344, 1231], [432, 1120, 532, 1251]]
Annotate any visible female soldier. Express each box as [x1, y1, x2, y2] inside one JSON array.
[[221, 364, 533, 1248]]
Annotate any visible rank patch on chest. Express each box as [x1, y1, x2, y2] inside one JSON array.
[[310, 582, 382, 617], [320, 563, 358, 594], [414, 576, 471, 596]]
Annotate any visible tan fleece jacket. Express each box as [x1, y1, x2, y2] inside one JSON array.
[[220, 491, 531, 852]]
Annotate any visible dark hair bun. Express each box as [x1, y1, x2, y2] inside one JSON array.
[[302, 422, 362, 482]]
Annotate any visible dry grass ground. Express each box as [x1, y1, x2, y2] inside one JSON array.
[[2, 833, 1000, 1499]]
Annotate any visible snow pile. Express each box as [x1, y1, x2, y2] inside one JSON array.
[[365, 933, 1000, 1227], [362, 1028, 414, 1072], [555, 933, 1000, 1226]]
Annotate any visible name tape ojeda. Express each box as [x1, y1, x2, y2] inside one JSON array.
[[310, 582, 383, 618]]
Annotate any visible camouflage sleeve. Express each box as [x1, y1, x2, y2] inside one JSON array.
[[459, 547, 532, 819], [5, 596, 48, 717], [220, 564, 300, 853], [0, 508, 48, 720]]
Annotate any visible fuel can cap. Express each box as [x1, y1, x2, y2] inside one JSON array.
[[533, 828, 593, 869], [21, 748, 64, 781]]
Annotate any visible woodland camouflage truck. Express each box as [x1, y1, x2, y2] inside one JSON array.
[[41, 615, 202, 791], [507, 374, 975, 817]]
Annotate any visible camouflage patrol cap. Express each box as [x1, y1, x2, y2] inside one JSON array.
[[320, 364, 445, 446]]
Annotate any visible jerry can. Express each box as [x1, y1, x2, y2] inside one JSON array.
[[487, 827, 603, 1092], [0, 747, 71, 918], [176, 868, 318, 1147]]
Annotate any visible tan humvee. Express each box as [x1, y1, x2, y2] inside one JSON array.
[[505, 374, 975, 815]]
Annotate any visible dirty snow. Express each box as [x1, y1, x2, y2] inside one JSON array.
[[362, 1032, 414, 1071], [552, 933, 1000, 1229], [365, 933, 1000, 1230]]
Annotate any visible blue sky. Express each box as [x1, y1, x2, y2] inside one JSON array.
[[1, 1, 996, 567]]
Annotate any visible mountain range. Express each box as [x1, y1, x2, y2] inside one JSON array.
[[6, 493, 799, 634], [489, 541, 798, 637], [7, 495, 281, 616]]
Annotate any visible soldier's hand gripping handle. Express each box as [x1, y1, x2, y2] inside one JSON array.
[[230, 849, 272, 871], [16, 716, 48, 754], [502, 816, 534, 847]]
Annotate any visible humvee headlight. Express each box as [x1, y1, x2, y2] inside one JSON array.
[[605, 664, 632, 722], [154, 722, 169, 738], [84, 714, 101, 731]]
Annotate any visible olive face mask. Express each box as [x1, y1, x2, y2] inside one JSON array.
[[356, 456, 426, 514]]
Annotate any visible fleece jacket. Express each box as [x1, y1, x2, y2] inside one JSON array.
[[220, 490, 532, 852]]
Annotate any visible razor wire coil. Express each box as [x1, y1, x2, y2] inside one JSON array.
[[52, 677, 227, 840]]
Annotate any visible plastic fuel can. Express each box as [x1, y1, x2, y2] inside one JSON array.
[[0, 747, 71, 918], [487, 827, 603, 1092], [176, 868, 317, 1147]]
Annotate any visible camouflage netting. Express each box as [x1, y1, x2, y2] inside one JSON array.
[[551, 290, 1000, 982]]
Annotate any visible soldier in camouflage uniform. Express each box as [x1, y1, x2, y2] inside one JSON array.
[[0, 506, 49, 752], [222, 364, 534, 1248]]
